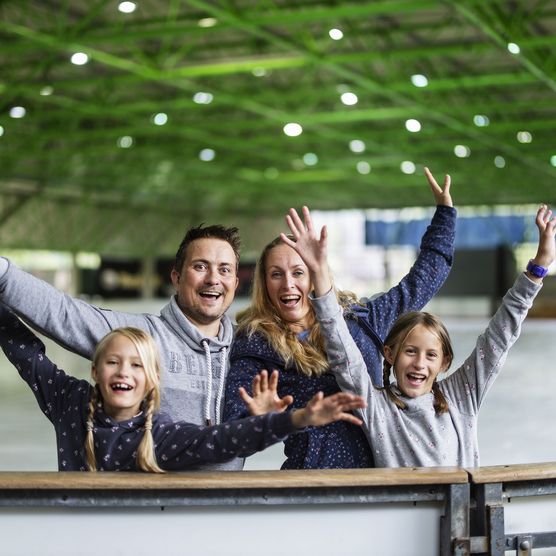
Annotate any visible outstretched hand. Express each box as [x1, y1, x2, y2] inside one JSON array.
[[424, 167, 452, 208], [239, 369, 293, 416], [531, 204, 556, 270], [279, 206, 332, 297], [291, 391, 366, 429]]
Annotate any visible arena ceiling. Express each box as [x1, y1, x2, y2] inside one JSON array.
[[1, 0, 555, 256]]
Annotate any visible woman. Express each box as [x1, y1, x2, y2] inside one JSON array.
[[224, 168, 456, 469]]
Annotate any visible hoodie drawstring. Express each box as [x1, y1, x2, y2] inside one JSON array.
[[201, 341, 228, 427], [201, 339, 213, 426], [214, 346, 227, 425]]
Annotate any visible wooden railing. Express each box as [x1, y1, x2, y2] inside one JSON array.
[[0, 463, 555, 556]]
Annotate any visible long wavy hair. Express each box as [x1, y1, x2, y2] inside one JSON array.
[[85, 327, 164, 472], [381, 311, 453, 414], [236, 235, 359, 377]]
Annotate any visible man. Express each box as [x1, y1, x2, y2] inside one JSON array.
[[0, 224, 242, 470]]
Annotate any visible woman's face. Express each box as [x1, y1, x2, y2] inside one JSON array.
[[264, 244, 313, 332]]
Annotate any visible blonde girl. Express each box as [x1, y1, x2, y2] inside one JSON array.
[[0, 316, 364, 472]]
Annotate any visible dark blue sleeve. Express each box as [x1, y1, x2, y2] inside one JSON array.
[[156, 411, 296, 470], [0, 304, 90, 423], [365, 205, 456, 339]]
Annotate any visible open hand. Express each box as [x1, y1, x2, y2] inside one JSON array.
[[239, 369, 293, 416], [280, 206, 332, 297], [531, 204, 556, 269], [291, 391, 366, 428]]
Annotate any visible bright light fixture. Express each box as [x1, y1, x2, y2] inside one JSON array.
[[71, 52, 89, 65], [200, 148, 216, 161], [349, 140, 365, 153], [401, 161, 416, 174], [283, 123, 303, 137], [340, 92, 358, 106], [405, 119, 421, 132], [494, 155, 506, 168], [357, 161, 371, 174], [411, 74, 428, 87], [454, 145, 471, 158], [329, 28, 343, 40], [9, 106, 26, 118], [118, 2, 136, 13]]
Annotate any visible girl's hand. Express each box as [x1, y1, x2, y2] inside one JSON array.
[[280, 206, 332, 297], [424, 167, 452, 208], [239, 370, 293, 416], [530, 204, 556, 270], [291, 391, 366, 428]]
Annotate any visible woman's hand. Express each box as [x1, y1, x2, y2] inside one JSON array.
[[239, 369, 293, 416], [280, 205, 332, 297]]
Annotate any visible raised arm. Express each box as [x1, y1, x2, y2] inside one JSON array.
[[0, 258, 152, 359], [0, 304, 90, 422], [444, 204, 555, 412]]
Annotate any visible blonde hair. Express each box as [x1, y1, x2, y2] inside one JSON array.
[[236, 235, 359, 377], [381, 311, 453, 415], [85, 327, 164, 473]]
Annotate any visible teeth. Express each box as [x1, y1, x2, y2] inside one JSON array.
[[200, 291, 221, 298], [281, 295, 300, 301], [111, 383, 132, 391], [407, 373, 426, 381]]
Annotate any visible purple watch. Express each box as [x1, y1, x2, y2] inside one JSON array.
[[526, 259, 549, 278]]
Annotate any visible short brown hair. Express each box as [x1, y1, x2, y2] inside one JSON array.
[[174, 224, 241, 273]]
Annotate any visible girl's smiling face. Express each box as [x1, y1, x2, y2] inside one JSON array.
[[264, 244, 313, 333], [386, 324, 448, 398], [92, 334, 148, 421]]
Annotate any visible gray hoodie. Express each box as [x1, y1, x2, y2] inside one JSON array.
[[0, 257, 240, 470]]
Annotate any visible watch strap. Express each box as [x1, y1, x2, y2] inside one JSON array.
[[527, 259, 549, 278]]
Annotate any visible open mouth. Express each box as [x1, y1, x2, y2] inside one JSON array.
[[110, 383, 133, 392], [406, 372, 427, 385], [280, 294, 301, 307], [199, 290, 222, 301]]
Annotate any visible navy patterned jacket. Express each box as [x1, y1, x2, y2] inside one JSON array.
[[0, 307, 297, 471], [223, 205, 456, 469]]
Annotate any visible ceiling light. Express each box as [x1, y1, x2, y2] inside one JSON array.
[[401, 161, 416, 174], [71, 52, 89, 65], [494, 156, 506, 168], [40, 86, 53, 96], [193, 92, 213, 104], [303, 153, 318, 166], [118, 2, 136, 13], [356, 161, 371, 175], [517, 131, 532, 143], [199, 148, 215, 161], [473, 114, 490, 127], [507, 42, 520, 54], [152, 112, 168, 126], [9, 106, 26, 118], [283, 123, 303, 137], [340, 92, 358, 106], [117, 136, 133, 148], [349, 140, 365, 153], [405, 119, 421, 132], [198, 17, 217, 27], [411, 74, 428, 87], [329, 28, 343, 40], [454, 145, 471, 158]]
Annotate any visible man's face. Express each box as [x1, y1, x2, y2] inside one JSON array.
[[171, 238, 239, 330]]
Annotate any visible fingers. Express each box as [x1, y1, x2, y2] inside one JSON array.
[[238, 387, 252, 405], [337, 412, 363, 426], [424, 166, 441, 192], [281, 394, 294, 408], [268, 369, 279, 392]]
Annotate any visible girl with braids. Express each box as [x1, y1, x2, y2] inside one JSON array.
[[0, 315, 365, 472], [330, 204, 556, 467]]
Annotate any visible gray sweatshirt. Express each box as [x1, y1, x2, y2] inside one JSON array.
[[0, 258, 240, 470], [315, 272, 541, 468]]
